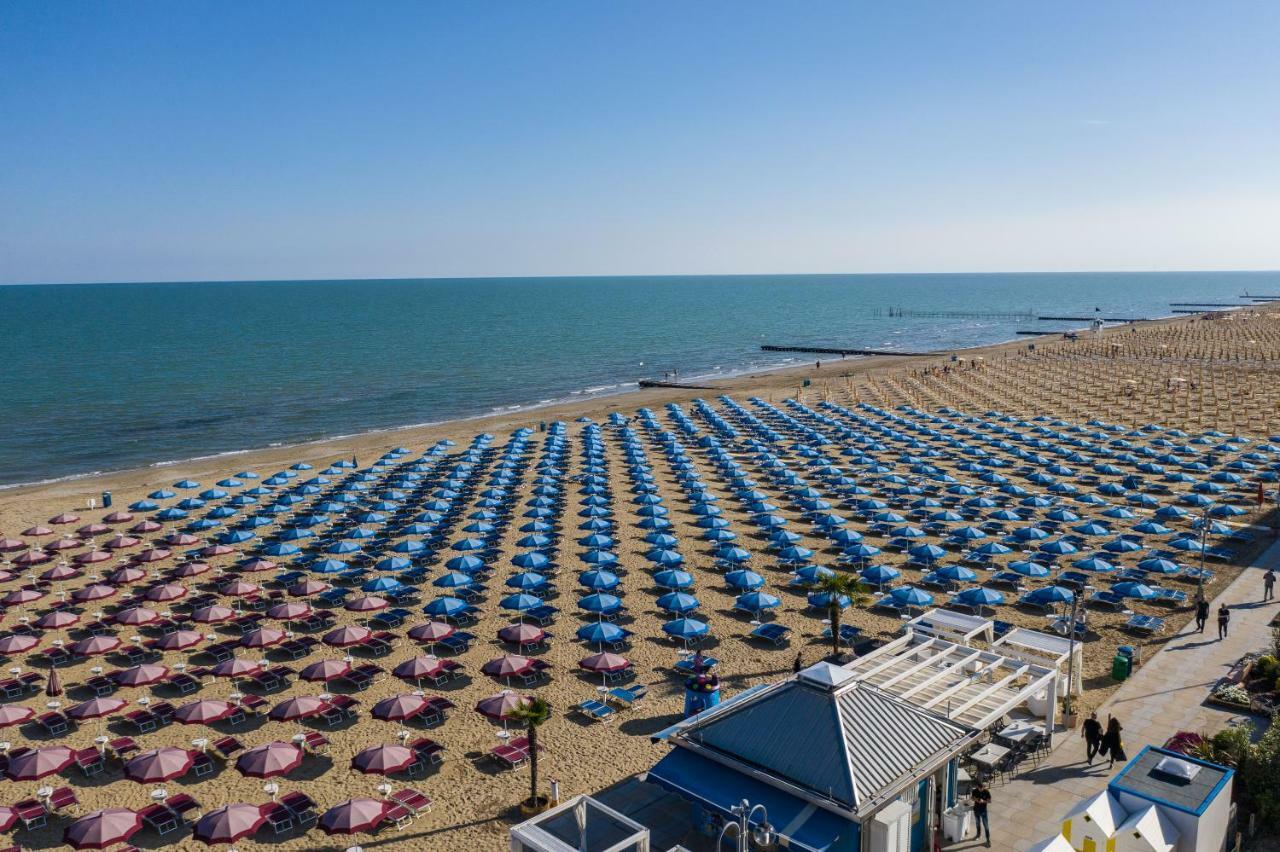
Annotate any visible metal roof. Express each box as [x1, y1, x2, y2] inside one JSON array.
[[677, 672, 971, 812]]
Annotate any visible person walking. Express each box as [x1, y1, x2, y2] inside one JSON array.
[[1264, 569, 1276, 602], [1101, 716, 1126, 768], [970, 780, 992, 846], [1217, 603, 1231, 639], [792, 652, 804, 674], [1194, 597, 1210, 633], [1081, 711, 1103, 766]]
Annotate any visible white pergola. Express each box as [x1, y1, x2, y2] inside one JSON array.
[[907, 609, 995, 644], [840, 629, 1062, 741], [992, 627, 1082, 694], [510, 795, 650, 852]]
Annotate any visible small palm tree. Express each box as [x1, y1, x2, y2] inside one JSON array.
[[811, 573, 870, 657], [509, 696, 552, 808]]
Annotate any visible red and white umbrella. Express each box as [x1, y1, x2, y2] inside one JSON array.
[[124, 747, 194, 783], [288, 579, 330, 597], [112, 664, 169, 687], [299, 659, 350, 682], [144, 582, 186, 602], [408, 621, 455, 643], [113, 606, 159, 626], [481, 654, 534, 680], [72, 584, 118, 602], [5, 745, 74, 780], [240, 627, 285, 649], [173, 699, 237, 725], [350, 744, 415, 775], [72, 635, 122, 656], [579, 651, 631, 673], [66, 697, 128, 721], [193, 804, 266, 845], [34, 610, 80, 630], [192, 604, 235, 623], [212, 658, 262, 679], [370, 694, 427, 722], [267, 695, 327, 722], [319, 798, 389, 836], [235, 741, 303, 779], [153, 630, 204, 651], [344, 595, 388, 613], [322, 625, 371, 647], [393, 656, 445, 682], [63, 808, 143, 850]]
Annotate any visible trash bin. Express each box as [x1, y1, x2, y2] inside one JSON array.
[[802, 379, 811, 387], [1111, 653, 1131, 681], [538, 421, 546, 432], [942, 806, 972, 842], [1118, 644, 1140, 666], [101, 491, 112, 508]]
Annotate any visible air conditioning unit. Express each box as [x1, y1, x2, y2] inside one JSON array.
[[868, 800, 912, 852]]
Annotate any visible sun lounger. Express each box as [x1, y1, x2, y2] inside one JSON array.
[[108, 737, 140, 759], [167, 793, 201, 821], [1125, 614, 1165, 635], [47, 786, 78, 813], [279, 791, 317, 826], [302, 731, 330, 754], [37, 711, 71, 736], [1016, 593, 1057, 613], [13, 799, 47, 830], [1150, 587, 1187, 605], [820, 624, 862, 646], [605, 684, 648, 707], [673, 655, 717, 674], [527, 604, 558, 625], [872, 597, 908, 616], [748, 623, 791, 646], [259, 802, 293, 834], [1087, 590, 1125, 610], [409, 738, 445, 769], [74, 747, 105, 776], [211, 736, 243, 759], [574, 699, 615, 722], [391, 788, 433, 814]]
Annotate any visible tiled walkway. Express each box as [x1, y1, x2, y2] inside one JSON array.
[[945, 540, 1280, 851]]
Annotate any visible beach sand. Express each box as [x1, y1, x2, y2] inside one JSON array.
[[1, 308, 1278, 851]]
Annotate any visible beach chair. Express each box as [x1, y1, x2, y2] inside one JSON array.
[[1087, 590, 1125, 611], [1016, 593, 1056, 613], [301, 730, 330, 754], [211, 736, 244, 760], [383, 802, 415, 829], [47, 786, 78, 814], [1055, 570, 1090, 590], [73, 747, 105, 777], [125, 709, 157, 734], [321, 695, 358, 726], [13, 799, 47, 831], [190, 751, 217, 777], [409, 738, 445, 769], [605, 684, 648, 708], [821, 624, 862, 647], [166, 793, 201, 821], [573, 699, 615, 723], [36, 711, 71, 736], [872, 597, 908, 616], [490, 743, 528, 769], [279, 791, 317, 826], [986, 572, 1026, 591], [1125, 614, 1165, 635], [527, 604, 558, 625], [166, 673, 202, 695], [85, 675, 118, 697], [150, 700, 177, 725], [437, 632, 474, 654], [391, 788, 433, 815], [749, 623, 791, 646], [370, 607, 412, 629], [1150, 587, 1187, 606], [673, 655, 718, 675], [259, 802, 294, 835], [108, 737, 140, 759]]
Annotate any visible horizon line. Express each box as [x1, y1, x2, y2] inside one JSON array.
[[3, 267, 1278, 288]]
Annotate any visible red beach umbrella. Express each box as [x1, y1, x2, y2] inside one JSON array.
[[192, 804, 266, 845], [154, 629, 204, 651], [0, 538, 26, 552], [240, 627, 285, 649], [266, 602, 311, 621], [220, 579, 260, 597], [235, 742, 303, 779], [192, 604, 235, 623], [0, 705, 35, 727], [240, 558, 277, 573], [299, 659, 350, 682], [288, 579, 329, 596], [393, 656, 445, 682], [344, 595, 388, 613], [498, 623, 546, 645], [199, 544, 236, 558], [77, 523, 111, 536], [212, 658, 262, 679], [113, 606, 159, 626], [173, 699, 237, 725], [408, 621, 455, 642], [322, 625, 371, 647], [172, 561, 212, 578], [370, 693, 427, 722], [144, 582, 186, 602], [474, 690, 531, 721], [165, 532, 202, 547], [579, 651, 631, 673], [72, 635, 122, 656], [6, 745, 74, 780], [125, 747, 194, 783], [2, 588, 45, 604], [481, 654, 534, 679], [268, 695, 327, 722], [72, 584, 118, 602], [132, 547, 173, 563], [350, 744, 415, 775], [63, 808, 144, 850], [319, 798, 389, 836], [108, 566, 147, 584], [22, 525, 54, 536], [127, 520, 162, 534], [40, 563, 82, 582], [103, 534, 140, 550], [11, 550, 51, 566], [45, 666, 63, 698], [49, 513, 81, 525], [34, 610, 80, 630], [73, 550, 113, 565], [101, 511, 135, 524], [66, 697, 128, 721], [47, 537, 86, 552], [0, 634, 39, 655], [112, 664, 169, 687]]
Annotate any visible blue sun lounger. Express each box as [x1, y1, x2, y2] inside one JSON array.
[[748, 623, 791, 646], [1125, 614, 1165, 635], [574, 699, 615, 723], [1087, 590, 1125, 610], [820, 624, 862, 646]]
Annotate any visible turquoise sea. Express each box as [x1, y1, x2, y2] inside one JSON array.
[[1, 272, 1273, 486]]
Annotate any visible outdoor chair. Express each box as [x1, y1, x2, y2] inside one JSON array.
[[279, 791, 317, 826], [749, 623, 791, 646], [391, 788, 433, 814], [259, 803, 293, 834], [573, 699, 615, 722]]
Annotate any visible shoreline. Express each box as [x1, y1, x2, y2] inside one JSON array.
[[0, 311, 1204, 510]]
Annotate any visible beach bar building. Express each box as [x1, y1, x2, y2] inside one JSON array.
[[642, 661, 979, 851]]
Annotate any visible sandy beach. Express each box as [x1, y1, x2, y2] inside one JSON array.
[[2, 307, 1278, 851]]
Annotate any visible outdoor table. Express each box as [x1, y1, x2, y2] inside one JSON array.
[[969, 743, 1009, 771], [997, 721, 1044, 744]]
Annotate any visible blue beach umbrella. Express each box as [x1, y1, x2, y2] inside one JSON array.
[[653, 569, 695, 590], [576, 621, 626, 647], [1024, 585, 1074, 605], [374, 556, 412, 572], [1112, 582, 1157, 600], [657, 592, 701, 614], [362, 576, 403, 593], [577, 569, 620, 591], [506, 572, 549, 592], [890, 586, 934, 608], [1008, 560, 1051, 578], [433, 571, 475, 589], [954, 587, 1004, 609], [725, 569, 766, 591], [860, 564, 901, 586], [735, 591, 780, 615], [499, 593, 543, 613], [424, 597, 470, 617], [662, 617, 709, 643], [512, 551, 550, 570], [310, 558, 349, 574], [578, 593, 622, 616]]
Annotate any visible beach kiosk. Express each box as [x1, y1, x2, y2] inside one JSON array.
[[682, 652, 721, 717], [1108, 747, 1233, 852], [644, 662, 978, 852], [1061, 790, 1129, 851]]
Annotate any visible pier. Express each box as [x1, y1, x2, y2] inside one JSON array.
[[1016, 329, 1085, 336], [760, 345, 937, 357], [637, 379, 721, 390], [1169, 303, 1252, 308], [887, 307, 1034, 320], [1037, 315, 1147, 322]]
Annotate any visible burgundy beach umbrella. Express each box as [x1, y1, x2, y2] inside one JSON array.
[[46, 537, 85, 552], [108, 566, 147, 584], [6, 745, 75, 780], [173, 699, 237, 725], [481, 654, 534, 680], [124, 747, 194, 783], [344, 595, 388, 613], [322, 625, 371, 648], [45, 665, 63, 698], [49, 513, 81, 525], [392, 656, 445, 683], [144, 582, 186, 602], [0, 538, 27, 552], [154, 629, 204, 651], [10, 550, 50, 566], [0, 705, 35, 727], [34, 610, 80, 630], [319, 798, 389, 836], [212, 658, 262, 679], [266, 601, 311, 621], [288, 579, 330, 597], [132, 547, 173, 563], [165, 532, 202, 547], [3, 588, 46, 604], [22, 525, 54, 536], [73, 550, 113, 565], [475, 690, 531, 721], [267, 695, 327, 722], [72, 635, 121, 657], [220, 579, 260, 597], [101, 511, 134, 524], [0, 634, 39, 655], [240, 627, 285, 649], [239, 558, 277, 573], [113, 606, 159, 626], [192, 803, 267, 845], [103, 534, 141, 550], [127, 520, 161, 534], [199, 544, 236, 558], [63, 808, 144, 850], [498, 623, 546, 646], [407, 621, 455, 643], [370, 693, 428, 722], [192, 604, 236, 624], [299, 659, 350, 682], [578, 651, 631, 673], [71, 584, 118, 603], [40, 563, 82, 581], [172, 561, 212, 578], [350, 744, 415, 775], [66, 697, 128, 721], [112, 664, 169, 687], [0, 807, 17, 832], [235, 742, 303, 779]]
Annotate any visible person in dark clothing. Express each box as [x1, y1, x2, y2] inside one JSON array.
[[1264, 569, 1275, 602], [971, 780, 991, 845], [1101, 716, 1126, 768], [1194, 598, 1210, 633], [1082, 712, 1103, 765], [792, 652, 804, 674], [1217, 603, 1231, 639]]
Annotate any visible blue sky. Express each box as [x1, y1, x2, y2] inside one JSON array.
[[2, 2, 1278, 283]]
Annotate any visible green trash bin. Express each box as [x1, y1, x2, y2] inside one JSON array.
[[1111, 653, 1131, 681]]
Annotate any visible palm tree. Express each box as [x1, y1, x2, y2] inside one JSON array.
[[508, 696, 552, 809], [811, 573, 870, 657]]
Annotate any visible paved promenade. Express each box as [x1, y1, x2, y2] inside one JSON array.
[[945, 539, 1280, 851]]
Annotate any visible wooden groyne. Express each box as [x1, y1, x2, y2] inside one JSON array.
[[1037, 316, 1147, 323], [1017, 329, 1085, 336], [637, 379, 721, 390], [1169, 303, 1252, 308], [760, 345, 937, 357]]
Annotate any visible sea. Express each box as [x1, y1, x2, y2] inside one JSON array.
[[1, 272, 1273, 488]]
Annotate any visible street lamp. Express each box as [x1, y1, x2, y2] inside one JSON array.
[[716, 799, 776, 851]]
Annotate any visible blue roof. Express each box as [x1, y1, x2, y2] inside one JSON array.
[[645, 747, 852, 852]]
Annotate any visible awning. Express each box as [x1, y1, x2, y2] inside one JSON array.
[[643, 747, 852, 852]]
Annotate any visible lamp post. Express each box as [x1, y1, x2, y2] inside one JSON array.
[[716, 799, 776, 852]]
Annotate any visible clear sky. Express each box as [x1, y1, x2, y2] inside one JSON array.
[[2, 2, 1278, 283]]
